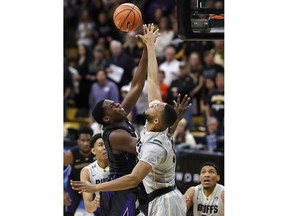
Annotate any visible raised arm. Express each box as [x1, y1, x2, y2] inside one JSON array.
[[170, 94, 192, 133], [137, 24, 161, 103], [121, 25, 148, 114], [184, 186, 195, 212]]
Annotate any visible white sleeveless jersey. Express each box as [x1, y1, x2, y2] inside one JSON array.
[[193, 184, 224, 216], [87, 161, 110, 197], [137, 125, 176, 193]]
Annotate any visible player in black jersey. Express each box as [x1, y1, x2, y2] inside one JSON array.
[[64, 126, 95, 216], [72, 25, 157, 216]]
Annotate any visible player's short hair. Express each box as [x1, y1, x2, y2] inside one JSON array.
[[90, 133, 102, 148], [161, 104, 177, 128], [200, 161, 219, 174], [77, 126, 93, 138], [92, 100, 105, 125]]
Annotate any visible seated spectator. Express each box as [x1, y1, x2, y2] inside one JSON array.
[[75, 9, 96, 49], [205, 117, 224, 152], [173, 118, 197, 147], [122, 31, 144, 65], [89, 69, 120, 123], [207, 72, 224, 131], [159, 45, 180, 86], [88, 45, 107, 80], [202, 49, 224, 80]]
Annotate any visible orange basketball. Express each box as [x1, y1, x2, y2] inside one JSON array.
[[113, 3, 142, 32]]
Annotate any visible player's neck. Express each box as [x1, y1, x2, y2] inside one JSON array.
[[146, 122, 166, 132], [203, 185, 216, 197], [97, 160, 108, 169]]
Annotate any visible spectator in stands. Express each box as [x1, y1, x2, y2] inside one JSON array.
[[89, 69, 120, 123], [188, 52, 204, 116], [64, 59, 74, 122], [159, 45, 180, 85], [76, 9, 96, 49], [200, 77, 216, 120], [154, 16, 174, 62], [74, 44, 92, 115], [213, 40, 224, 67], [64, 0, 79, 48], [106, 40, 135, 90], [173, 118, 197, 147], [64, 126, 95, 216], [95, 11, 121, 47], [167, 61, 194, 130], [88, 45, 107, 80], [202, 49, 224, 80], [122, 31, 144, 65], [90, 0, 105, 23], [207, 72, 224, 132], [158, 70, 169, 102]]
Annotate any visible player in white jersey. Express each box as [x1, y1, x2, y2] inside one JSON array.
[[184, 162, 224, 216], [80, 133, 110, 215]]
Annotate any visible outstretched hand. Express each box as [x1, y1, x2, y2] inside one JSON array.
[[136, 23, 160, 45], [70, 180, 96, 194], [173, 94, 192, 120]]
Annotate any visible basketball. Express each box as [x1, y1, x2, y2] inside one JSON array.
[[113, 3, 142, 32]]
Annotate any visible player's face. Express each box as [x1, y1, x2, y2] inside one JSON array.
[[144, 102, 166, 123], [103, 100, 126, 122], [92, 138, 107, 161], [200, 166, 220, 190], [78, 134, 92, 153]]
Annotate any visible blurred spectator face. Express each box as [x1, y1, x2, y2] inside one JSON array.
[[126, 31, 136, 44], [98, 12, 107, 24], [204, 51, 214, 65], [205, 78, 215, 90], [164, 47, 175, 62], [179, 65, 188, 77], [93, 47, 104, 60], [81, 9, 90, 21], [189, 52, 201, 67], [154, 7, 163, 21], [205, 0, 215, 8], [214, 40, 224, 50], [215, 73, 224, 89], [159, 17, 169, 30], [96, 70, 107, 85], [158, 71, 165, 83], [215, 0, 224, 9], [78, 44, 87, 56], [110, 41, 122, 57], [207, 118, 218, 134]]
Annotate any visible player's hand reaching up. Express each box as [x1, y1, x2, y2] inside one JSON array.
[[136, 23, 160, 45], [70, 180, 97, 193], [173, 94, 192, 120]]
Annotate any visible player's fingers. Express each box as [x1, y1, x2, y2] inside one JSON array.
[[173, 100, 177, 108], [135, 34, 143, 39], [177, 94, 181, 105], [154, 28, 159, 34], [151, 23, 155, 31]]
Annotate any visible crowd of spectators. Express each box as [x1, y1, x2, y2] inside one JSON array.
[[64, 0, 225, 150]]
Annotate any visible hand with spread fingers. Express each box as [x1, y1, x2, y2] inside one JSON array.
[[136, 23, 160, 45], [173, 94, 192, 120], [70, 180, 97, 194]]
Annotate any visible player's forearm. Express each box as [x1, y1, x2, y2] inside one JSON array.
[[146, 42, 162, 103], [84, 201, 98, 213], [95, 175, 141, 192], [130, 47, 147, 90]]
